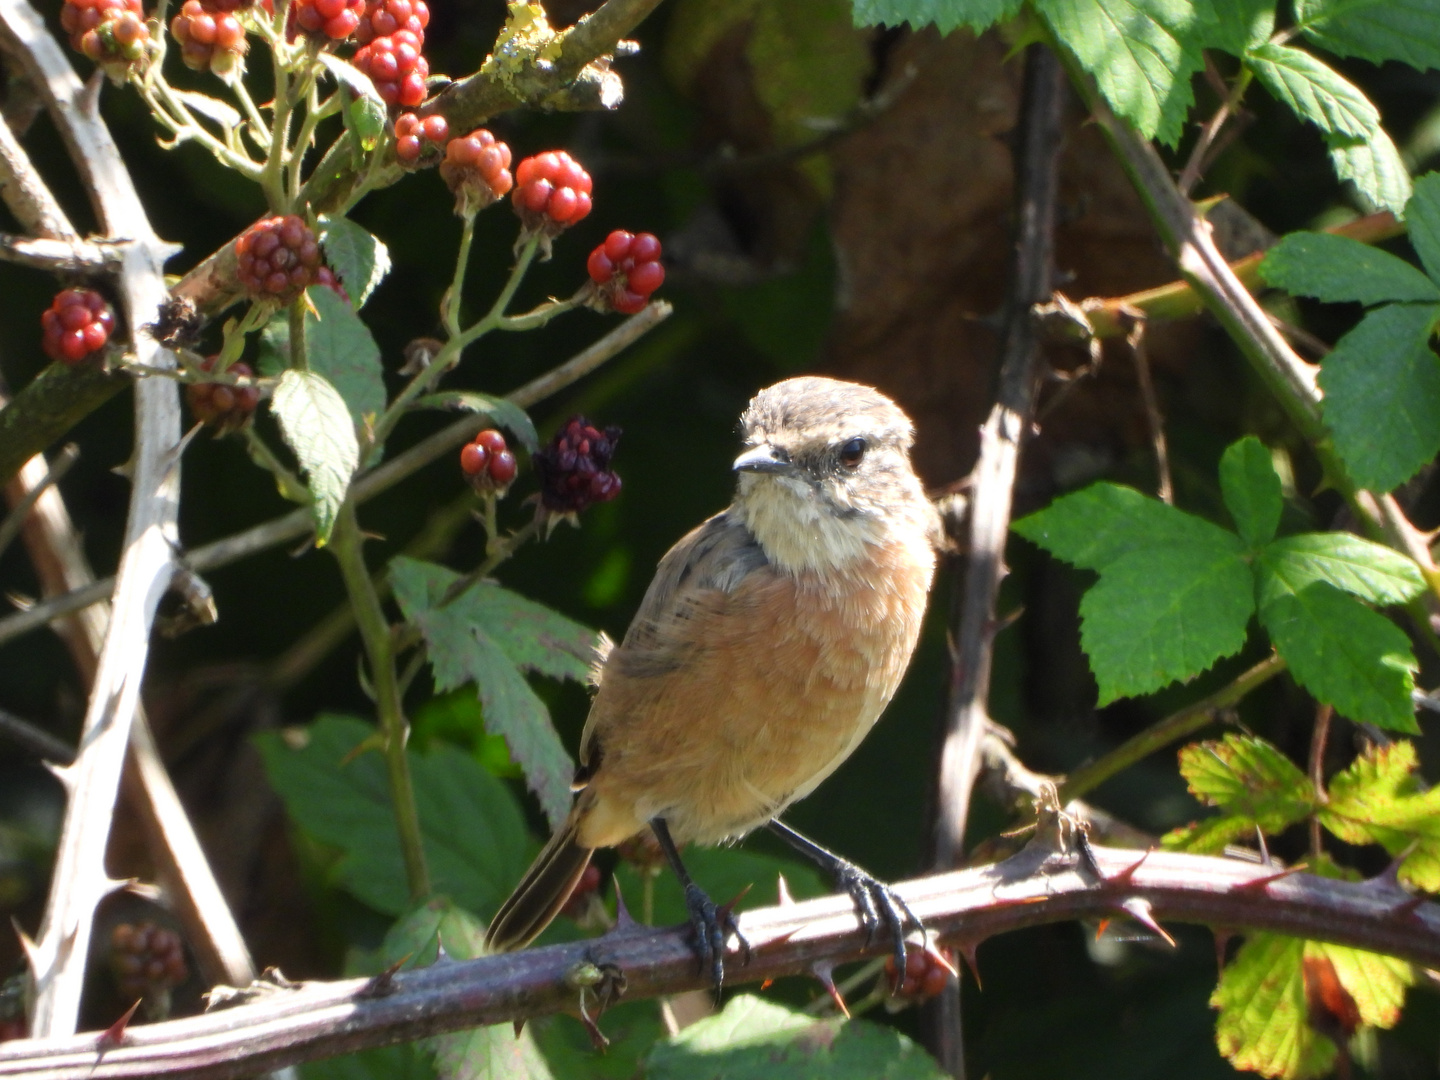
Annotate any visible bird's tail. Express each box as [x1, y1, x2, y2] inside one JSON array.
[[484, 811, 595, 953]]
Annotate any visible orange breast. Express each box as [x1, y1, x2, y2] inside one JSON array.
[[576, 536, 933, 848]]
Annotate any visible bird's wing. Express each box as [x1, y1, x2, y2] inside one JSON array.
[[576, 508, 769, 769]]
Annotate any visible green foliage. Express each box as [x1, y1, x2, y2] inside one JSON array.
[[612, 847, 828, 929], [1207, 0, 1274, 54], [1261, 177, 1440, 492], [412, 391, 539, 452], [1163, 734, 1311, 852], [259, 290, 387, 431], [391, 557, 594, 829], [301, 1044, 435, 1080], [1211, 933, 1413, 1079], [1014, 437, 1425, 723], [254, 715, 531, 918], [645, 994, 947, 1079], [318, 53, 388, 152], [1292, 0, 1440, 72], [1319, 741, 1440, 890], [850, 0, 1023, 33], [270, 368, 358, 545], [318, 217, 392, 308]]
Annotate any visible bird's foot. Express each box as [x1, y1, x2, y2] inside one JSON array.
[[682, 882, 749, 994], [832, 860, 923, 982]]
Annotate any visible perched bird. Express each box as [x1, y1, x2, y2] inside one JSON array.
[[484, 376, 939, 986]]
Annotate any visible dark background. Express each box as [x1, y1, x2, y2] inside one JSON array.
[[1, 1, 1439, 1075]]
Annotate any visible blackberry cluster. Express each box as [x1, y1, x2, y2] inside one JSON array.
[[354, 27, 427, 107], [393, 111, 448, 166], [42, 288, 115, 365], [459, 429, 517, 492], [533, 416, 621, 514], [292, 0, 364, 39], [170, 0, 246, 73], [356, 0, 427, 43], [110, 922, 187, 1003], [61, 0, 148, 77], [235, 215, 323, 301], [585, 231, 664, 314], [884, 946, 954, 1001], [439, 128, 513, 216], [187, 357, 261, 433], [512, 151, 592, 239]]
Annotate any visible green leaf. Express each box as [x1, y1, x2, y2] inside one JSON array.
[[301, 1045, 435, 1080], [1212, 934, 1335, 1079], [270, 368, 358, 545], [1245, 43, 1377, 139], [1078, 538, 1254, 703], [1293, 0, 1440, 73], [1309, 941, 1414, 1030], [1321, 741, 1440, 890], [317, 52, 388, 112], [254, 716, 532, 918], [850, 0, 1023, 33], [1219, 436, 1282, 548], [1013, 481, 1237, 572], [1208, 0, 1274, 54], [1405, 172, 1440, 283], [413, 391, 539, 452], [1258, 232, 1440, 306], [304, 287, 386, 427], [1037, 0, 1212, 146], [391, 557, 590, 829], [1318, 302, 1440, 493], [1261, 533, 1426, 606], [613, 847, 827, 932], [379, 902, 556, 1080], [1327, 128, 1413, 216], [1180, 734, 1313, 819], [1256, 578, 1418, 732], [531, 1002, 665, 1080], [645, 994, 948, 1080], [319, 216, 392, 307]]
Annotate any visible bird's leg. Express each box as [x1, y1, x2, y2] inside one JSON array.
[[767, 819, 922, 979], [649, 817, 746, 993]]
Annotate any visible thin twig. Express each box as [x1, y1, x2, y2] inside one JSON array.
[[0, 444, 78, 561], [0, 233, 119, 271], [0, 707, 74, 763], [1058, 654, 1287, 804], [0, 843, 1436, 1078], [0, 0, 184, 1038], [1124, 314, 1173, 504], [1176, 65, 1252, 197], [1309, 704, 1332, 858], [0, 303, 673, 650], [926, 44, 1066, 1079]]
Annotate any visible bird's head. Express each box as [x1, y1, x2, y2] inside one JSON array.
[[732, 376, 934, 574]]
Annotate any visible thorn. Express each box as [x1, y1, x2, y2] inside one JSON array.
[[1103, 849, 1153, 889], [339, 732, 386, 767], [610, 877, 638, 932], [10, 918, 38, 972], [953, 938, 983, 989], [97, 999, 142, 1051], [1118, 898, 1176, 948], [1095, 918, 1112, 939], [1388, 894, 1426, 923], [809, 959, 849, 1018], [43, 760, 74, 791], [1369, 840, 1420, 891], [434, 933, 454, 965], [513, 1018, 526, 1038], [103, 877, 138, 898], [776, 874, 796, 907], [1255, 826, 1272, 867], [921, 939, 959, 979], [358, 956, 408, 999], [1231, 864, 1307, 894], [759, 978, 774, 990]]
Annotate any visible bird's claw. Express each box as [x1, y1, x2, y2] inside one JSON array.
[[683, 883, 748, 996], [833, 862, 922, 982]]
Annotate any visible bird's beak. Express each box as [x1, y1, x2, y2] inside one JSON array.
[[733, 443, 794, 475]]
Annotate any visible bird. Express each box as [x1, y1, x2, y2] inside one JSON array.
[[483, 375, 939, 988]]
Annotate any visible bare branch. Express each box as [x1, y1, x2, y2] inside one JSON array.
[[0, 845, 1435, 1078], [0, 109, 75, 239], [0, 0, 184, 1037], [0, 232, 119, 271]]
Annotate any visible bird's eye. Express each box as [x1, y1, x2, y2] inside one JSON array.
[[838, 437, 867, 468]]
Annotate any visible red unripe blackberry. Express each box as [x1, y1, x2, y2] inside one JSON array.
[[439, 128, 513, 216], [41, 288, 115, 365], [884, 946, 954, 1000], [356, 0, 426, 43], [533, 416, 622, 514], [512, 151, 592, 237], [460, 429, 517, 492], [292, 0, 364, 39], [585, 230, 664, 315], [235, 215, 324, 301], [354, 29, 428, 107], [170, 0, 246, 73], [393, 111, 447, 165], [63, 0, 149, 75], [109, 922, 188, 1002], [559, 863, 603, 920], [187, 357, 260, 433]]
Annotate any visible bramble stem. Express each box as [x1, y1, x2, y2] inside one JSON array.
[[1058, 654, 1287, 804], [330, 503, 430, 901]]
